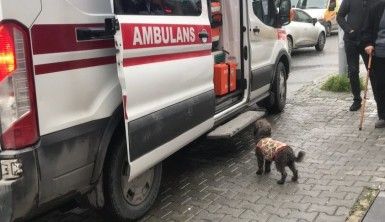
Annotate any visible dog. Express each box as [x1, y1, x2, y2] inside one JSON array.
[[254, 119, 305, 184]]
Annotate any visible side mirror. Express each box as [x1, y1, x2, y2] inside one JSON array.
[[312, 18, 317, 25], [277, 0, 291, 27]]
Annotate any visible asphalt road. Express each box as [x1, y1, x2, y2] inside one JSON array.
[[30, 35, 340, 222], [288, 34, 338, 98]]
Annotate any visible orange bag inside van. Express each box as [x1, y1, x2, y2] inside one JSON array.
[[214, 63, 229, 96], [227, 62, 237, 92]]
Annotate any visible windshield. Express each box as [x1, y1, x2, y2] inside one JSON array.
[[296, 0, 327, 9]]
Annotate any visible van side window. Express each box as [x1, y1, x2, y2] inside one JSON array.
[[114, 0, 202, 16], [252, 0, 277, 26]]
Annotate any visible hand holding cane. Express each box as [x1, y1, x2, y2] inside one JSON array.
[[359, 54, 372, 131]]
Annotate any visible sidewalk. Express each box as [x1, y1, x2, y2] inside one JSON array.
[[142, 81, 385, 222], [33, 80, 385, 222]]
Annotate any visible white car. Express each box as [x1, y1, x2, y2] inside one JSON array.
[[284, 8, 326, 54]]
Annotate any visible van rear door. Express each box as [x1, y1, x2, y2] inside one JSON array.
[[113, 0, 214, 180]]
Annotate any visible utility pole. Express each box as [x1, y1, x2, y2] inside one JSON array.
[[338, 26, 348, 75]]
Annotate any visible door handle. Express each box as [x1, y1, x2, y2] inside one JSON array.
[[76, 28, 114, 41], [198, 31, 209, 39], [253, 27, 260, 33]]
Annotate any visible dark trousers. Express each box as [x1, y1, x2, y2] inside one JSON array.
[[345, 41, 369, 102], [370, 56, 385, 119]]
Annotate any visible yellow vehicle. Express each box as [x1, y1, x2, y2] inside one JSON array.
[[295, 0, 339, 36]]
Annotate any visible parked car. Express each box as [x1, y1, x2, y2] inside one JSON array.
[[284, 8, 326, 54], [294, 0, 339, 36]]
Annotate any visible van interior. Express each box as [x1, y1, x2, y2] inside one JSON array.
[[209, 0, 246, 114]]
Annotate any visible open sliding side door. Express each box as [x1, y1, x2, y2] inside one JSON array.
[[113, 0, 215, 180]]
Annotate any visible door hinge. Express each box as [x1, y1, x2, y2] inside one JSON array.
[[239, 78, 248, 90], [243, 46, 248, 60], [105, 18, 119, 35]]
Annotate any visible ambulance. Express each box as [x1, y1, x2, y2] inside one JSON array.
[[0, 0, 291, 221]]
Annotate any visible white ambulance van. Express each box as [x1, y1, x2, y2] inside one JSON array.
[[0, 0, 291, 221]]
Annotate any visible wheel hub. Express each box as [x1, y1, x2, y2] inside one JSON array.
[[121, 162, 155, 206]]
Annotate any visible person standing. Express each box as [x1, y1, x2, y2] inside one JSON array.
[[337, 0, 371, 111], [362, 0, 385, 128]]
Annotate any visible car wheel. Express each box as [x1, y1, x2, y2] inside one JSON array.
[[315, 33, 326, 52], [263, 62, 287, 113], [287, 37, 293, 55], [104, 135, 162, 221], [325, 23, 331, 36]]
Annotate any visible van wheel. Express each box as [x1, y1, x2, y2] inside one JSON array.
[[103, 136, 162, 221], [263, 62, 287, 113], [315, 33, 326, 51]]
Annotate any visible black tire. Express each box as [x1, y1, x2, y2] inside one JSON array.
[[287, 36, 293, 55], [315, 32, 326, 52], [103, 135, 162, 221], [263, 62, 287, 114], [325, 23, 331, 36]]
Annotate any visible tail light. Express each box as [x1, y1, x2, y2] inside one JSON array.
[[277, 29, 287, 41], [0, 21, 39, 150]]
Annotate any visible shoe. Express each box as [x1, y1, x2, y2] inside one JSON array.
[[350, 101, 361, 111], [375, 119, 385, 128]]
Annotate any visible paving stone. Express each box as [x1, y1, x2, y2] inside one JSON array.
[[239, 209, 269, 221], [312, 185, 336, 192], [221, 215, 250, 222], [318, 191, 346, 199], [326, 198, 355, 208], [280, 202, 311, 212], [198, 202, 220, 214], [315, 213, 346, 222], [335, 206, 350, 216], [215, 206, 245, 218], [307, 204, 337, 215], [336, 185, 363, 194], [302, 196, 329, 205], [238, 201, 265, 212], [287, 211, 318, 222], [263, 206, 292, 218], [268, 215, 299, 222], [193, 210, 226, 221]]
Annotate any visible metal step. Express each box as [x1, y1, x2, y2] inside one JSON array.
[[207, 111, 265, 139]]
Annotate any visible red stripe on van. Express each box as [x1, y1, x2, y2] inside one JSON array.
[[35, 56, 116, 75], [31, 24, 114, 55], [123, 50, 211, 67]]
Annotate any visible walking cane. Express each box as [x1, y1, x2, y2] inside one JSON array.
[[359, 54, 373, 131]]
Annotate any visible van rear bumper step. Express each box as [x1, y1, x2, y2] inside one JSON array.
[[207, 111, 265, 139]]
